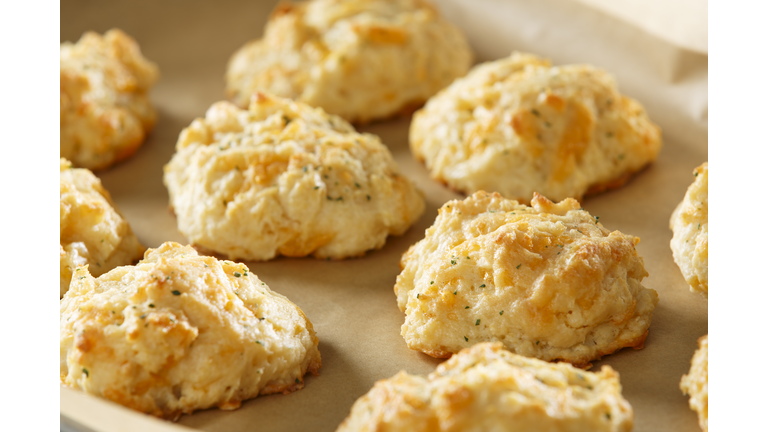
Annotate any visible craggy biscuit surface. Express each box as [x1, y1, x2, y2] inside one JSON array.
[[680, 335, 708, 431], [395, 191, 658, 366], [60, 242, 321, 420], [60, 158, 144, 297], [670, 163, 708, 296], [164, 93, 424, 261], [226, 0, 471, 124], [337, 342, 633, 432], [410, 52, 662, 202], [61, 29, 159, 170]]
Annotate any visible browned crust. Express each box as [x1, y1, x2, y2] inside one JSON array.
[[416, 329, 651, 369]]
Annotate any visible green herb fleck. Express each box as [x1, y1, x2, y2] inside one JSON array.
[[172, 290, 181, 296], [451, 260, 456, 265], [464, 336, 468, 342], [166, 276, 171, 281], [475, 319, 481, 326], [531, 109, 541, 117], [499, 310, 504, 315], [697, 223, 701, 230], [355, 182, 361, 188], [544, 121, 551, 128], [465, 306, 470, 309], [234, 272, 242, 277], [149, 304, 155, 308], [256, 340, 262, 345], [82, 368, 89, 377], [536, 340, 540, 345], [694, 171, 698, 177], [295, 378, 300, 384], [605, 413, 611, 420], [283, 115, 292, 124], [366, 194, 371, 201], [480, 284, 486, 288], [140, 314, 147, 319], [453, 290, 457, 295], [516, 264, 522, 269], [417, 294, 420, 299], [430, 281, 434, 285]]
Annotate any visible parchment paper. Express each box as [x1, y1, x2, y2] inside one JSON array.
[[60, 1, 708, 431]]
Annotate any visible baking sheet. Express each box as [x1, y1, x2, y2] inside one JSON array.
[[60, 0, 708, 430]]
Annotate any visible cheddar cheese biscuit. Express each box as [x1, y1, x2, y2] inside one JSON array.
[[337, 342, 633, 432], [395, 191, 658, 366], [60, 29, 159, 170], [410, 52, 662, 202], [60, 242, 321, 420], [164, 93, 424, 260], [60, 158, 144, 297], [226, 0, 471, 123]]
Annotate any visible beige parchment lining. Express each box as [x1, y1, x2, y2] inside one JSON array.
[[60, 1, 708, 431]]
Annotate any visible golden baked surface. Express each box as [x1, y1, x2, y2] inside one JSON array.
[[670, 163, 708, 296], [225, 0, 472, 124], [60, 158, 144, 297], [336, 342, 633, 432], [395, 191, 658, 366], [410, 52, 662, 202], [60, 242, 322, 420], [164, 92, 425, 261], [60, 29, 159, 170], [680, 335, 708, 431]]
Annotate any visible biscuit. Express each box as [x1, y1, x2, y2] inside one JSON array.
[[410, 52, 662, 202], [164, 92, 425, 261], [60, 242, 322, 420], [680, 335, 708, 431], [61, 29, 159, 170], [225, 0, 472, 124], [336, 342, 633, 432], [670, 163, 708, 296], [395, 191, 658, 366], [60, 158, 145, 297]]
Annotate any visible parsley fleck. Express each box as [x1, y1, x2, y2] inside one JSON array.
[[531, 109, 541, 117], [464, 336, 468, 342], [149, 304, 155, 308], [336, 196, 343, 201], [694, 171, 698, 177], [283, 115, 292, 124], [166, 276, 171, 281], [234, 272, 242, 277], [256, 341, 262, 345], [453, 290, 457, 295], [475, 319, 481, 326], [536, 340, 540, 345], [465, 306, 470, 309], [605, 413, 611, 420], [355, 182, 360, 188], [430, 281, 434, 285], [516, 264, 522, 269], [261, 282, 265, 285], [417, 294, 420, 299], [82, 368, 89, 377], [544, 121, 551, 128], [140, 314, 147, 319], [313, 185, 320, 190], [480, 284, 486, 288], [697, 223, 701, 230], [451, 260, 456, 265], [499, 310, 504, 315], [295, 378, 300, 384], [366, 194, 371, 201], [577, 374, 584, 380], [172, 290, 181, 296]]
